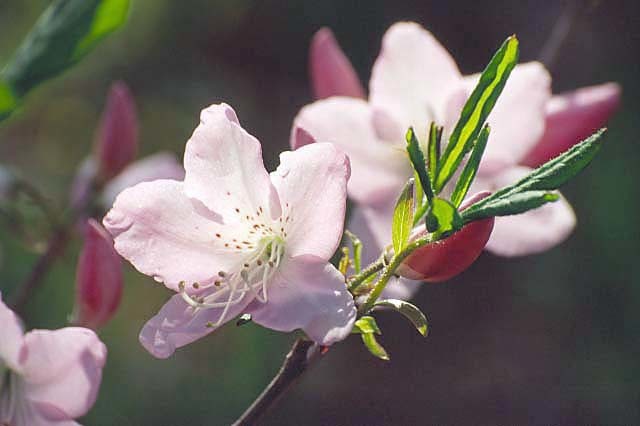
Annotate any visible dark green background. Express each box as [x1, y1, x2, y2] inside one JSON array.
[[1, 1, 638, 425]]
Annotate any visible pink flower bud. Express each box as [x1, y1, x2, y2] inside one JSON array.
[[74, 218, 123, 329], [397, 192, 494, 282], [310, 28, 366, 100], [95, 81, 138, 181], [523, 82, 621, 167]]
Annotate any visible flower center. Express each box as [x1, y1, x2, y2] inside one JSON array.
[[179, 235, 286, 327]]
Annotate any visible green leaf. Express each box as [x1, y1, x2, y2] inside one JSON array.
[[450, 124, 491, 207], [435, 36, 519, 192], [1, 0, 130, 97], [361, 333, 390, 361], [0, 82, 18, 122], [425, 197, 463, 234], [406, 127, 434, 202], [391, 178, 415, 255], [462, 129, 605, 221], [414, 170, 424, 212], [338, 246, 350, 275], [461, 191, 559, 223], [374, 299, 429, 336], [427, 122, 442, 183], [353, 316, 382, 335]]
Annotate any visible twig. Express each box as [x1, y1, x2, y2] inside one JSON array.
[[11, 226, 71, 315], [232, 338, 323, 426]]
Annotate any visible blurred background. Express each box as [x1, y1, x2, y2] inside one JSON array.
[[1, 0, 638, 424]]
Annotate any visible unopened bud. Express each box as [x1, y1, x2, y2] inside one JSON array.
[[95, 81, 138, 181], [397, 191, 494, 282], [310, 28, 365, 100], [74, 219, 123, 329]]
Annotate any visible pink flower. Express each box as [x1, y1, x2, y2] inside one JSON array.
[[73, 219, 123, 330], [294, 22, 620, 261], [0, 293, 107, 426], [103, 103, 356, 358]]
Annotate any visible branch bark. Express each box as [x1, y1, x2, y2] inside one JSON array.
[[232, 338, 323, 426]]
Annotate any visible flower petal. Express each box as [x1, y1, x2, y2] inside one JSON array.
[[103, 179, 241, 292], [0, 294, 24, 371], [464, 62, 551, 170], [20, 327, 106, 420], [139, 291, 253, 359], [523, 82, 621, 167], [183, 103, 280, 222], [270, 143, 349, 260], [473, 168, 576, 257], [100, 152, 185, 207], [292, 97, 409, 205], [248, 256, 356, 345], [310, 28, 365, 99], [369, 22, 462, 138]]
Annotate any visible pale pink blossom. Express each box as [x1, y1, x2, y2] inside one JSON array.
[[0, 294, 106, 426], [73, 219, 123, 330], [103, 103, 356, 358], [294, 23, 620, 262]]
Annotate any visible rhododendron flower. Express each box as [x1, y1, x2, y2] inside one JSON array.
[[104, 103, 356, 358], [0, 294, 106, 426], [294, 22, 620, 262]]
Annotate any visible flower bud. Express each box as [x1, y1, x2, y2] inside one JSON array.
[[74, 218, 123, 329], [310, 28, 365, 100], [95, 81, 138, 181], [523, 82, 621, 167], [397, 191, 494, 282]]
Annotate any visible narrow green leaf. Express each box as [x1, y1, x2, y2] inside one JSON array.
[[374, 299, 429, 336], [406, 127, 434, 202], [427, 122, 442, 183], [1, 0, 130, 97], [361, 333, 390, 361], [353, 316, 381, 335], [391, 178, 415, 255], [435, 36, 519, 192], [462, 191, 559, 223], [425, 197, 463, 234], [0, 82, 18, 122], [450, 124, 491, 207], [414, 170, 424, 213], [462, 129, 605, 220]]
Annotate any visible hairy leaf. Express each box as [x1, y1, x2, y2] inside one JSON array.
[[436, 36, 519, 192], [392, 179, 415, 254], [1, 0, 129, 100], [451, 124, 491, 207], [374, 299, 429, 336]]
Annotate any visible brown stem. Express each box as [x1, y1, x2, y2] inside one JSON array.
[[232, 338, 323, 426], [10, 226, 71, 316]]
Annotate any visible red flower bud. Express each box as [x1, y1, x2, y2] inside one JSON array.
[[74, 219, 123, 329], [95, 81, 138, 181], [310, 28, 366, 100], [397, 191, 494, 282]]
